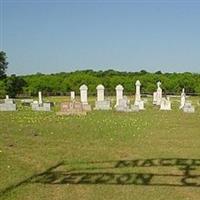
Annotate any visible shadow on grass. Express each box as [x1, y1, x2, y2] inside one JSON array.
[[1, 158, 200, 197]]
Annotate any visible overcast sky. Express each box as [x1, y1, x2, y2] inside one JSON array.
[[1, 0, 200, 75]]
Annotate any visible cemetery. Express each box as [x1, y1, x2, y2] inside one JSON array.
[[0, 79, 200, 200], [0, 81, 197, 113], [1, 1, 200, 199]]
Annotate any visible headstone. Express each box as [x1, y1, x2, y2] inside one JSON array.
[[160, 97, 171, 110], [4, 95, 14, 104], [180, 88, 186, 109], [94, 84, 111, 110], [31, 91, 51, 111], [38, 91, 43, 105], [31, 102, 51, 111], [95, 100, 111, 110], [115, 84, 124, 107], [115, 96, 131, 112], [70, 91, 75, 101], [0, 95, 16, 111], [135, 80, 141, 102], [57, 101, 86, 116], [183, 102, 195, 113], [131, 104, 140, 112], [153, 81, 162, 105], [156, 81, 162, 106], [79, 84, 91, 111], [153, 92, 157, 104], [80, 84, 88, 104], [96, 84, 104, 101], [134, 80, 145, 110]]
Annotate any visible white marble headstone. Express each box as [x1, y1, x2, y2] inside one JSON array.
[[80, 84, 88, 105], [160, 97, 171, 110], [180, 88, 186, 109], [96, 84, 105, 101], [115, 84, 124, 107], [153, 92, 158, 105], [38, 91, 43, 105], [134, 80, 144, 110], [116, 96, 131, 112], [156, 81, 162, 106], [70, 91, 75, 101], [183, 102, 195, 113]]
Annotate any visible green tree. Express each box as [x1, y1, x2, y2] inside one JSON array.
[[5, 74, 27, 97], [0, 51, 8, 79], [0, 80, 6, 97]]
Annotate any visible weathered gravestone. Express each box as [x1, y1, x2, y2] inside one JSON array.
[[179, 88, 186, 109], [94, 84, 111, 110], [0, 95, 16, 111], [183, 102, 195, 113], [115, 84, 124, 107], [160, 97, 171, 110], [79, 84, 92, 111], [70, 91, 75, 101], [153, 81, 162, 106], [116, 96, 131, 112], [57, 91, 88, 115], [134, 80, 144, 110], [31, 91, 51, 111], [57, 101, 86, 116], [178, 89, 195, 113], [115, 85, 131, 112]]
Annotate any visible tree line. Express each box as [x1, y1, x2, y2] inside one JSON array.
[[1, 51, 200, 97]]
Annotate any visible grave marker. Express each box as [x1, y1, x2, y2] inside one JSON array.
[[79, 84, 91, 111], [94, 84, 111, 110], [134, 80, 144, 110]]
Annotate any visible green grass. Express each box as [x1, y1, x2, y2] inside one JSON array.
[[0, 96, 200, 200]]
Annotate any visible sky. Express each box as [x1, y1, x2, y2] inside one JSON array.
[[1, 0, 200, 75]]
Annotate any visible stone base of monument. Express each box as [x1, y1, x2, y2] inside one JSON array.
[[156, 100, 162, 106], [94, 100, 111, 110], [115, 99, 131, 112], [82, 103, 92, 111], [115, 106, 131, 112], [31, 102, 51, 111], [160, 98, 171, 111], [134, 100, 145, 110], [0, 103, 16, 111], [131, 104, 140, 112], [183, 103, 195, 113], [5, 99, 14, 104], [57, 102, 87, 115]]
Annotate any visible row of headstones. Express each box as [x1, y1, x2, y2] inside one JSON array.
[[0, 95, 16, 111], [0, 92, 51, 112], [0, 81, 195, 113], [76, 81, 194, 113], [153, 81, 195, 112]]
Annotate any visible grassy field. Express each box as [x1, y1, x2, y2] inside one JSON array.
[[0, 96, 200, 200]]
